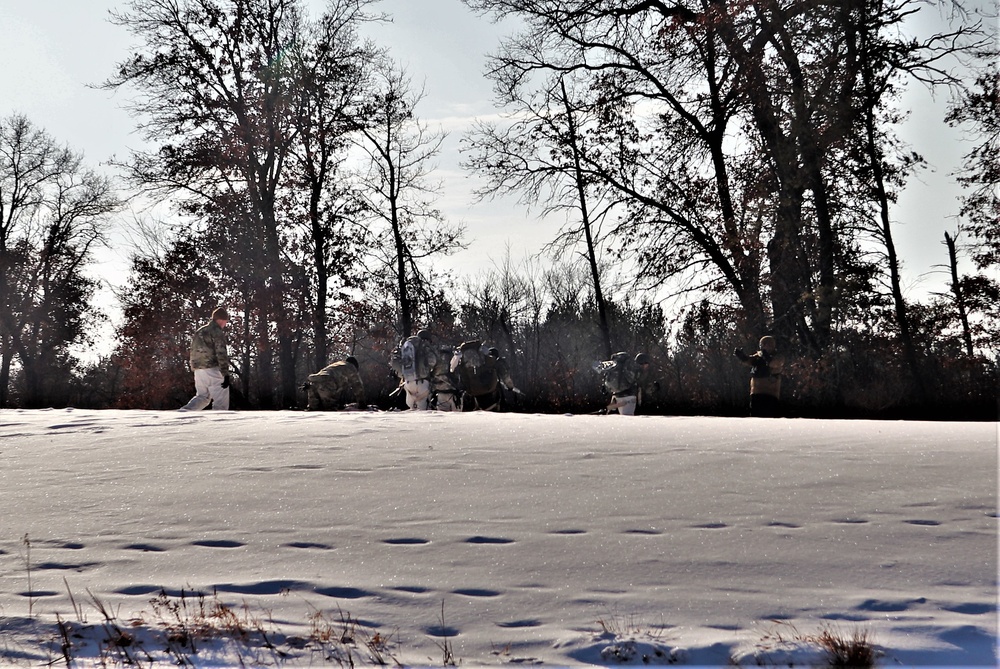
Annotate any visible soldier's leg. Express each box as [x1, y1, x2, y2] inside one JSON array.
[[307, 384, 322, 410], [205, 367, 230, 410], [180, 368, 214, 411], [615, 395, 637, 415], [435, 390, 459, 411], [405, 380, 431, 410]]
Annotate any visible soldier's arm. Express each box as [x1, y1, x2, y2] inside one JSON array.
[[215, 330, 231, 376]]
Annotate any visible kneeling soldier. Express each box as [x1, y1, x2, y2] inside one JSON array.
[[305, 356, 365, 410]]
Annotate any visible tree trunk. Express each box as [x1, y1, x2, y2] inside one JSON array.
[[560, 79, 613, 360], [945, 231, 975, 357], [858, 10, 928, 400], [308, 174, 330, 371], [390, 189, 413, 338]]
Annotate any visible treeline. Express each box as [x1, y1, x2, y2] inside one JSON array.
[[48, 256, 999, 419], [1, 0, 997, 419]]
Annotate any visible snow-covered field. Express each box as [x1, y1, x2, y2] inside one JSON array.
[[0, 409, 996, 667]]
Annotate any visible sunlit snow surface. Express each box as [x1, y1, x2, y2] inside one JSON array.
[[1, 409, 995, 666]]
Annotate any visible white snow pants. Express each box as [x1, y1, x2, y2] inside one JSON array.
[[611, 394, 637, 416], [404, 379, 431, 410], [180, 367, 230, 411]]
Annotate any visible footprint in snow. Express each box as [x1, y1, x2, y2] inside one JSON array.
[[465, 535, 514, 544], [123, 543, 167, 552], [497, 619, 542, 628], [942, 602, 995, 615], [857, 597, 926, 612], [116, 585, 162, 596], [215, 580, 310, 595], [426, 625, 460, 638], [453, 588, 501, 598], [384, 537, 430, 545], [191, 539, 245, 548], [315, 585, 371, 599]]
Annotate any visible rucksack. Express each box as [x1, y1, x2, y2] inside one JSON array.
[[456, 340, 485, 370], [463, 357, 498, 396], [400, 335, 432, 382], [599, 352, 637, 395]]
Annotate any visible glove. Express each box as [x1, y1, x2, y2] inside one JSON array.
[[221, 375, 231, 389]]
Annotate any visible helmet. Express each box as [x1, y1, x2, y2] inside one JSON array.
[[345, 356, 359, 369], [417, 329, 432, 341], [634, 353, 651, 365], [612, 351, 629, 363], [488, 347, 500, 358], [759, 336, 776, 352]]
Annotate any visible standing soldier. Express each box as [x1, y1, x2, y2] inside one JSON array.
[[734, 335, 785, 417], [305, 356, 365, 410], [179, 307, 232, 411]]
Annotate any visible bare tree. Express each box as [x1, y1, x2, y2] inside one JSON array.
[[352, 64, 463, 338], [0, 114, 121, 407], [286, 2, 381, 369], [106, 0, 382, 406], [464, 0, 986, 356], [947, 58, 999, 272]]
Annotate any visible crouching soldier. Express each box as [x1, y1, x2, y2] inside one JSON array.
[[389, 330, 437, 410], [452, 342, 516, 411], [305, 356, 365, 410], [596, 351, 640, 415], [431, 342, 462, 411]]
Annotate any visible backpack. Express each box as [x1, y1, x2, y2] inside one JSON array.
[[464, 356, 499, 396], [456, 340, 485, 370], [599, 352, 637, 395], [400, 335, 432, 383]]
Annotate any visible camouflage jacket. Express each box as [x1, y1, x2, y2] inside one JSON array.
[[189, 320, 230, 375], [308, 361, 365, 406]]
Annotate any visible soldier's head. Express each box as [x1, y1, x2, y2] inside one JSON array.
[[212, 307, 230, 325], [635, 353, 651, 366], [346, 356, 359, 369], [759, 336, 776, 353], [417, 329, 432, 342], [487, 347, 500, 358]]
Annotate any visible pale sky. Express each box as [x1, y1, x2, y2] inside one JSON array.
[[0, 0, 983, 331]]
